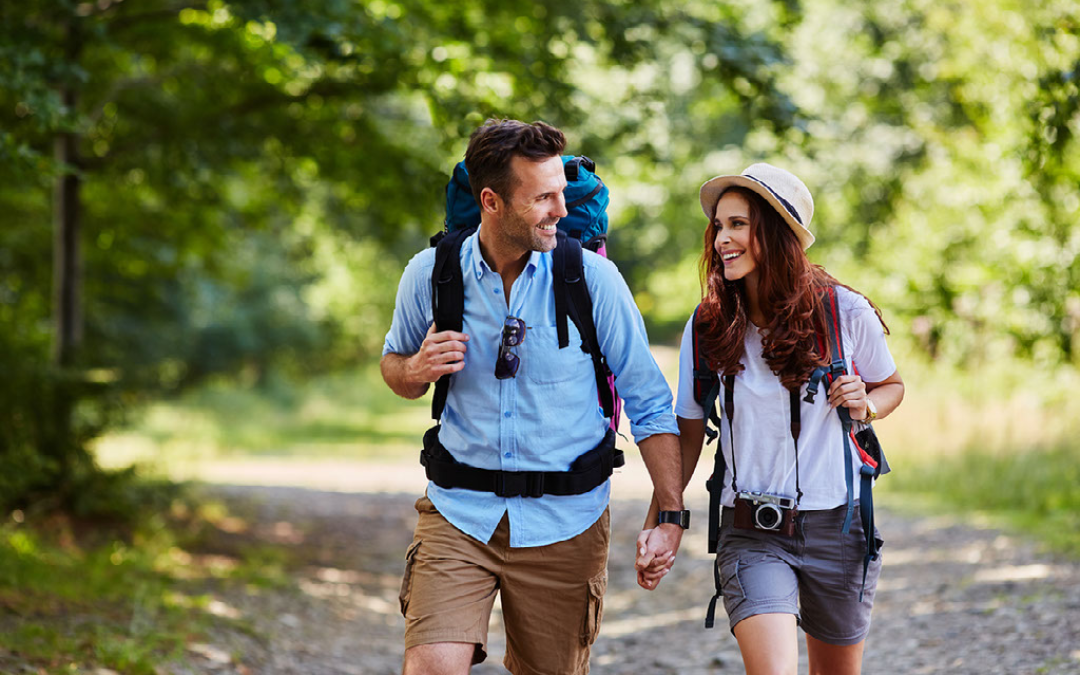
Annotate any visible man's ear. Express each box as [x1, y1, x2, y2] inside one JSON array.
[[479, 187, 502, 215]]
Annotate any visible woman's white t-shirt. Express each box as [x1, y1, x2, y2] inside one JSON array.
[[674, 286, 897, 511]]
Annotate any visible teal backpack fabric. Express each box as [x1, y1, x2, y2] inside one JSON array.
[[443, 156, 610, 251]]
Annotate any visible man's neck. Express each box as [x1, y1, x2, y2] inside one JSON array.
[[477, 222, 530, 303]]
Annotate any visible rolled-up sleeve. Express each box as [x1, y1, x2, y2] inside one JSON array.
[[585, 255, 678, 442], [382, 249, 436, 357]]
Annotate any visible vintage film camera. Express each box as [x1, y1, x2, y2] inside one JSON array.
[[733, 491, 798, 536]]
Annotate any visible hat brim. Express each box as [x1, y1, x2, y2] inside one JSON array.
[[699, 175, 815, 250]]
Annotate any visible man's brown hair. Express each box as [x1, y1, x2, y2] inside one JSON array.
[[463, 119, 566, 206]]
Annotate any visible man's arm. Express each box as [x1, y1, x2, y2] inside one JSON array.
[[380, 325, 470, 399], [636, 416, 705, 589], [633, 431, 684, 588]]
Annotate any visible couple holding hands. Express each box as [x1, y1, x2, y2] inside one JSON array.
[[381, 118, 904, 675]]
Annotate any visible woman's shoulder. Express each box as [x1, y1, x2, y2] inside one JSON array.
[[832, 284, 876, 317], [679, 312, 696, 346]]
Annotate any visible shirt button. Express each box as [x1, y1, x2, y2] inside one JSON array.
[[504, 452, 512, 458], [503, 411, 512, 418], [493, 288, 499, 293]]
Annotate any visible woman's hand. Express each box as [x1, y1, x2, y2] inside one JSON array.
[[827, 374, 870, 420]]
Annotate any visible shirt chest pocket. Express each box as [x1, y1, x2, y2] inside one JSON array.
[[522, 325, 594, 384]]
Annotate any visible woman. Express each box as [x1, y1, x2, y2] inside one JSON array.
[[637, 163, 904, 674]]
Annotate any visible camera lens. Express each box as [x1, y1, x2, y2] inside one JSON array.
[[755, 504, 782, 530]]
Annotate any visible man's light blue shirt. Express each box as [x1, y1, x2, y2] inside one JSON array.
[[383, 227, 677, 547]]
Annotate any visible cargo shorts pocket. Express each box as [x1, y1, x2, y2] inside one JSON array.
[[399, 539, 422, 616], [580, 570, 607, 646]]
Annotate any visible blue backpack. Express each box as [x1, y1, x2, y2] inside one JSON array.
[[443, 155, 610, 253], [430, 155, 621, 431]]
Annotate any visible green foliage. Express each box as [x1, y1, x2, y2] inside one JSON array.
[[1, 0, 803, 507], [2, 0, 1080, 510], [94, 361, 430, 469], [883, 443, 1080, 557], [773, 0, 1080, 367], [0, 483, 287, 672]]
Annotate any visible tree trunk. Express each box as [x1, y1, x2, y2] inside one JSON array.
[[47, 20, 87, 486], [52, 86, 82, 369]]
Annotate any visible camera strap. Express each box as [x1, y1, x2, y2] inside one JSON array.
[[706, 377, 803, 630], [721, 375, 803, 506]]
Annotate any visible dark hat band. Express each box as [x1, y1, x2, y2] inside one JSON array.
[[744, 174, 804, 226]]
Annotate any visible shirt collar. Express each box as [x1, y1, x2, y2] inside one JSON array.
[[469, 224, 542, 281]]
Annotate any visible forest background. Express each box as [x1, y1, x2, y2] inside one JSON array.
[[1, 0, 1079, 669]]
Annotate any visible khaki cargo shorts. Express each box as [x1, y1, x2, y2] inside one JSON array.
[[399, 495, 610, 674]]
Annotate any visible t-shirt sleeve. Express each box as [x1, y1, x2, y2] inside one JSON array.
[[840, 288, 897, 384], [674, 315, 705, 419]]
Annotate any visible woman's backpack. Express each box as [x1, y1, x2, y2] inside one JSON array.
[[692, 286, 888, 627]]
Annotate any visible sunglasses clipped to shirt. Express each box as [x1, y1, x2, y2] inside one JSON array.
[[495, 316, 527, 380]]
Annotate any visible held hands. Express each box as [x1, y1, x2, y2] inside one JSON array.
[[827, 374, 869, 421], [634, 525, 682, 591], [409, 324, 469, 384]]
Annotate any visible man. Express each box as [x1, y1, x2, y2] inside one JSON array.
[[381, 119, 685, 675]]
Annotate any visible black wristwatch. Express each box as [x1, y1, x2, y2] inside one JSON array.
[[657, 510, 691, 530]]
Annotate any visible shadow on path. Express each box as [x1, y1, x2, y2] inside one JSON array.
[[182, 484, 1080, 675]]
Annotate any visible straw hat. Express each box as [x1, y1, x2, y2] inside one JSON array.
[[699, 163, 815, 249]]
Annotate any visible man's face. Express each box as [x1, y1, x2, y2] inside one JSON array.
[[498, 155, 568, 254]]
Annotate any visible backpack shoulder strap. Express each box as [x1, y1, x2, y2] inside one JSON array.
[[691, 304, 723, 441], [817, 284, 881, 598], [699, 304, 727, 627], [803, 285, 846, 405], [429, 226, 476, 421], [552, 232, 615, 418], [807, 285, 857, 529]]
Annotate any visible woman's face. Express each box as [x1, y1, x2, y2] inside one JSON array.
[[712, 191, 758, 285]]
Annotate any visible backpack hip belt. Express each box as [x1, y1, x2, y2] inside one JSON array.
[[420, 425, 624, 498]]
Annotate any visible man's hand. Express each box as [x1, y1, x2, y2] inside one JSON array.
[[634, 524, 682, 590], [381, 325, 469, 399], [410, 324, 470, 383]]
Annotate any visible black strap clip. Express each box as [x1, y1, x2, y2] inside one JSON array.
[[495, 472, 545, 498]]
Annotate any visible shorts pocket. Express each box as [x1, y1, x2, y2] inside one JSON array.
[[580, 570, 607, 646], [734, 551, 797, 603], [399, 539, 422, 617], [717, 556, 744, 603], [872, 529, 885, 562]]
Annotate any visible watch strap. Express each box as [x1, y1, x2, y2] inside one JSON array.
[[657, 509, 691, 529]]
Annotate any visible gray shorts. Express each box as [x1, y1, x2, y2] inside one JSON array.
[[715, 503, 883, 646]]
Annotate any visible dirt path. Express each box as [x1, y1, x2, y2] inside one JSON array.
[[171, 477, 1080, 675]]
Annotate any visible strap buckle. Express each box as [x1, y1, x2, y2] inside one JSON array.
[[494, 472, 545, 498], [830, 358, 846, 378]]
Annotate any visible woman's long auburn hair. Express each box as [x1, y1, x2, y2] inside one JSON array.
[[697, 187, 888, 390]]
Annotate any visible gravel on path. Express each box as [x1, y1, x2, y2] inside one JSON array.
[[167, 482, 1080, 675]]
